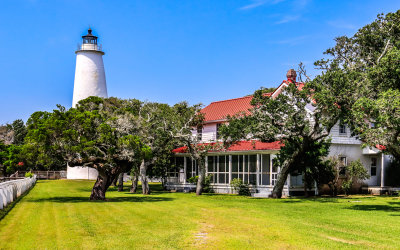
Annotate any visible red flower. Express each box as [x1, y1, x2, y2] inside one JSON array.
[[17, 162, 24, 166]]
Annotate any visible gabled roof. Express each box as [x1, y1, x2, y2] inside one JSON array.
[[201, 79, 304, 123], [201, 95, 256, 122], [172, 140, 282, 153]]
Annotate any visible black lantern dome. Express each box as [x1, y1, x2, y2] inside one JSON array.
[[82, 28, 98, 44]]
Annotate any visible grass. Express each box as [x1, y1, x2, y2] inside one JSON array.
[[1, 180, 400, 249]]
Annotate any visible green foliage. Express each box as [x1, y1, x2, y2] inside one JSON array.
[[230, 178, 251, 196], [9, 119, 27, 145], [314, 10, 400, 162], [220, 74, 338, 198], [2, 144, 24, 174], [187, 176, 198, 184], [342, 160, 370, 195], [25, 171, 33, 178], [187, 174, 214, 193]]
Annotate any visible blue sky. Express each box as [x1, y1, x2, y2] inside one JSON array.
[[0, 0, 399, 124]]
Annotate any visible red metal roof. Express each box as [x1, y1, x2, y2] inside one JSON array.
[[201, 80, 303, 122], [172, 141, 282, 153], [201, 96, 255, 122]]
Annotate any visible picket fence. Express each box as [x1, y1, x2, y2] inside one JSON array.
[[0, 176, 36, 210]]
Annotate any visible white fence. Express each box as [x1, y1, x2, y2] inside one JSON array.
[[0, 176, 37, 210]]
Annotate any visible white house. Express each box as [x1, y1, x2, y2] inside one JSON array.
[[168, 70, 392, 196]]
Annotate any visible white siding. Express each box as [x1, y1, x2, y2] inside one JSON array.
[[329, 144, 381, 186], [329, 122, 361, 145]]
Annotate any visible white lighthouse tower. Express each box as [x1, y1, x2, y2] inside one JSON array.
[[72, 28, 108, 108]]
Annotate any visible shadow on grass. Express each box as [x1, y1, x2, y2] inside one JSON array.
[[347, 204, 400, 212], [26, 196, 174, 203]]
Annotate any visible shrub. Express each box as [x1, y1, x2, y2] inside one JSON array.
[[230, 178, 251, 196], [25, 171, 33, 178], [187, 174, 213, 193], [342, 159, 369, 195]]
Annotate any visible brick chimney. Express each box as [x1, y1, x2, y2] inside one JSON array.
[[286, 69, 297, 82]]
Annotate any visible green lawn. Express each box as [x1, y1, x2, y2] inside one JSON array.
[[1, 181, 400, 249]]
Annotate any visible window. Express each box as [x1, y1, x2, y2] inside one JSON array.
[[371, 157, 377, 176], [207, 155, 228, 184], [231, 154, 258, 185], [216, 123, 221, 140], [168, 157, 184, 183], [339, 124, 347, 135], [186, 158, 198, 180], [271, 158, 279, 185], [339, 156, 347, 176], [197, 127, 202, 141], [260, 154, 270, 185]]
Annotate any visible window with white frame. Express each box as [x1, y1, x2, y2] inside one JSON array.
[[186, 158, 198, 180], [197, 127, 202, 141], [339, 124, 347, 135], [231, 154, 257, 185], [371, 157, 377, 176], [216, 123, 222, 140], [271, 158, 279, 185], [207, 155, 229, 184], [260, 154, 271, 185], [168, 157, 184, 182]]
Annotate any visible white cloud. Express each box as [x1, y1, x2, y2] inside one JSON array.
[[275, 15, 300, 24], [239, 0, 285, 10]]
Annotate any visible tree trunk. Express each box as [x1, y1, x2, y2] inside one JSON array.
[[90, 174, 109, 200], [196, 160, 206, 196], [111, 176, 117, 187], [303, 175, 309, 198], [271, 162, 290, 198], [130, 171, 139, 193], [304, 185, 308, 198], [271, 147, 303, 198], [117, 172, 124, 192], [161, 176, 167, 190], [140, 160, 150, 195]]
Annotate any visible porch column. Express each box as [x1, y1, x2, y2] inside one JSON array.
[[256, 154, 260, 186], [228, 155, 232, 184], [381, 153, 385, 188], [270, 154, 275, 185], [205, 156, 208, 175], [183, 157, 187, 184]]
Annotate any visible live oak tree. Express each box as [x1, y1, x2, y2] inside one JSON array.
[[26, 97, 150, 200], [169, 102, 224, 195], [24, 111, 66, 171], [133, 102, 179, 195], [314, 10, 400, 162], [220, 72, 340, 198]]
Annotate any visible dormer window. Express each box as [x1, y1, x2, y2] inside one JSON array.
[[197, 127, 202, 141], [339, 124, 347, 135], [216, 123, 221, 140]]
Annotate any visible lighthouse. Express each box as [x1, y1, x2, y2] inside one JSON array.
[[72, 28, 108, 108]]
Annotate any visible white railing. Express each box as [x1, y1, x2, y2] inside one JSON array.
[[0, 175, 36, 210], [77, 43, 103, 51], [200, 132, 218, 143]]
